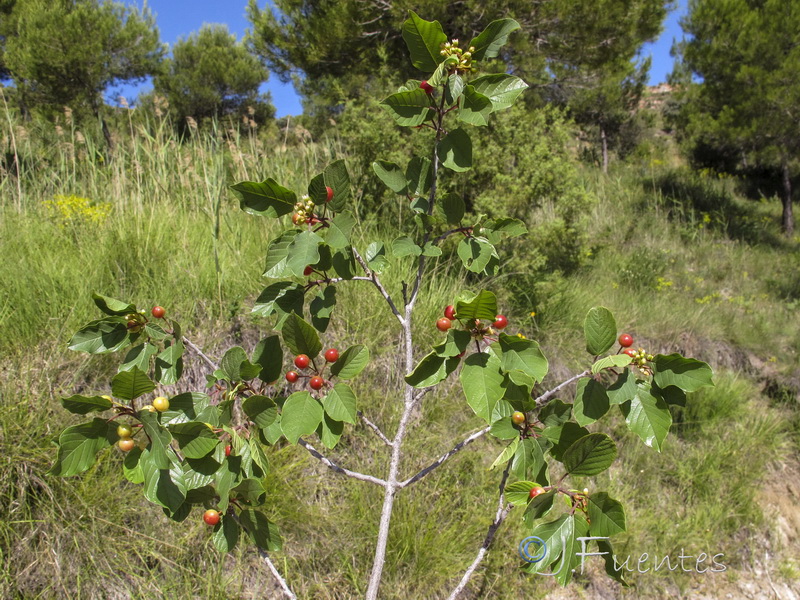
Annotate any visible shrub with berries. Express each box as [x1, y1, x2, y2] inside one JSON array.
[[48, 12, 715, 598]]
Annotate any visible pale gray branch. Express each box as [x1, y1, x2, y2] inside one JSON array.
[[398, 426, 491, 488], [358, 411, 394, 447], [182, 336, 219, 371], [258, 550, 297, 600], [534, 369, 591, 407], [298, 439, 387, 486], [352, 247, 405, 324]]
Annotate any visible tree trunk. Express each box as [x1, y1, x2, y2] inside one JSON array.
[[782, 161, 794, 236], [600, 126, 608, 174]]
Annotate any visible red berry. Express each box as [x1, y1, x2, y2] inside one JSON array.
[[324, 348, 339, 363], [203, 509, 220, 526], [304, 266, 314, 276], [619, 333, 634, 348], [420, 80, 434, 94], [294, 354, 310, 369], [291, 213, 303, 226], [118, 438, 135, 452], [436, 318, 452, 332], [444, 305, 456, 320], [309, 376, 324, 390], [151, 306, 165, 319], [325, 186, 334, 202], [493, 314, 508, 329], [623, 348, 637, 358], [225, 445, 232, 457], [285, 370, 299, 382], [529, 487, 545, 499], [511, 411, 526, 426]]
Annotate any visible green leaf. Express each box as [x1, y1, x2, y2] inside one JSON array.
[[454, 289, 498, 320], [480, 217, 527, 242], [158, 392, 212, 425], [402, 11, 447, 71], [123, 446, 144, 484], [405, 352, 459, 388], [49, 418, 116, 476], [573, 378, 610, 426], [324, 160, 351, 212], [155, 339, 184, 385], [439, 128, 472, 172], [459, 85, 492, 126], [252, 336, 283, 385], [327, 212, 356, 249], [653, 353, 714, 393], [92, 292, 136, 316], [252, 282, 304, 319], [214, 456, 240, 512], [324, 383, 357, 425], [231, 179, 295, 218], [232, 478, 267, 505], [318, 413, 344, 450], [470, 74, 528, 111], [140, 448, 186, 514], [607, 369, 638, 405], [310, 286, 337, 333], [220, 346, 261, 382], [591, 354, 633, 374], [433, 329, 471, 358], [280, 391, 324, 444], [68, 317, 132, 354], [489, 416, 519, 440], [457, 237, 498, 273], [505, 481, 539, 506], [381, 89, 434, 127], [538, 399, 571, 428], [459, 352, 505, 422], [366, 242, 389, 273], [331, 247, 357, 280], [213, 516, 239, 553], [60, 394, 113, 415], [281, 313, 322, 358], [138, 409, 173, 469], [495, 334, 549, 382], [620, 382, 672, 451], [563, 432, 617, 476], [405, 156, 433, 198], [263, 230, 299, 278], [522, 513, 589, 586], [168, 421, 219, 459], [308, 172, 327, 205], [111, 366, 155, 401], [372, 161, 407, 194], [469, 18, 520, 61], [421, 242, 442, 257], [512, 437, 546, 480], [239, 509, 282, 551], [120, 342, 158, 373], [597, 539, 630, 586], [652, 382, 687, 407], [391, 236, 422, 258], [490, 438, 518, 470], [437, 192, 465, 224], [543, 422, 590, 462], [286, 231, 324, 277], [330, 345, 369, 379], [445, 74, 464, 105], [144, 322, 170, 341], [588, 492, 626, 537], [584, 307, 617, 355], [522, 489, 556, 526]]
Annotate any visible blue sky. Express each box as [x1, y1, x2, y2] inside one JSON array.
[[117, 0, 686, 117]]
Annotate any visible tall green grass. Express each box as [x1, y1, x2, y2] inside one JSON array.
[[1, 107, 798, 598]]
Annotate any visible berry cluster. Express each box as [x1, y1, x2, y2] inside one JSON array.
[[436, 305, 508, 337], [285, 349, 339, 391], [116, 422, 135, 452], [292, 195, 317, 226], [625, 347, 654, 369], [439, 39, 475, 74]]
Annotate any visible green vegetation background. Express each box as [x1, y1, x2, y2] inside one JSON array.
[[0, 88, 798, 598]]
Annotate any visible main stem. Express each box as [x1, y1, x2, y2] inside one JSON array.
[[364, 84, 448, 600]]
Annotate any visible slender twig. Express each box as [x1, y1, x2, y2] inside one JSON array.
[[432, 226, 472, 246], [181, 336, 219, 371], [534, 369, 591, 407], [398, 426, 491, 488], [298, 439, 387, 487], [358, 411, 394, 448], [258, 550, 297, 600], [352, 247, 405, 325], [446, 461, 514, 600]]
